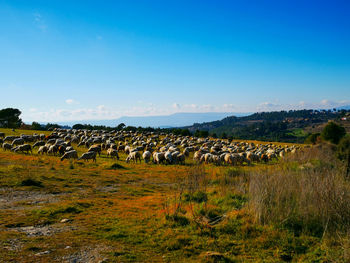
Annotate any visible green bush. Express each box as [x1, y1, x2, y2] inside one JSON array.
[[321, 122, 346, 144], [304, 133, 320, 144]]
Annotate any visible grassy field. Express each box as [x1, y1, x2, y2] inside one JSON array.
[[0, 128, 349, 262]]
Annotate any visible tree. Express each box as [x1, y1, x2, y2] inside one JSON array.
[[180, 129, 191, 136], [31, 121, 43, 130], [194, 130, 209, 138], [116, 123, 126, 130], [221, 132, 227, 139], [321, 122, 346, 144], [72, 124, 85, 129], [0, 108, 22, 128]]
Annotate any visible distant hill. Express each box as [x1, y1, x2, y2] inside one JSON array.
[[337, 105, 350, 110], [56, 112, 250, 128], [184, 109, 350, 143]]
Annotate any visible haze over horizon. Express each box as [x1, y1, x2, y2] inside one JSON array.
[[1, 0, 349, 123]]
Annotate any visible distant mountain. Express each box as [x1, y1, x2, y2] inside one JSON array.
[[56, 112, 250, 128], [337, 105, 350, 110]]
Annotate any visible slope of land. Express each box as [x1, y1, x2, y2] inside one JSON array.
[[186, 109, 350, 143]]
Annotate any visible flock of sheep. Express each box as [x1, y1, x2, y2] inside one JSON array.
[[0, 129, 300, 166]]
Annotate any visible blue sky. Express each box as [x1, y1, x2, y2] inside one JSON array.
[[0, 0, 349, 122]]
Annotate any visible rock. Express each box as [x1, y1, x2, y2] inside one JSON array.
[[60, 218, 72, 223], [35, 250, 50, 256]]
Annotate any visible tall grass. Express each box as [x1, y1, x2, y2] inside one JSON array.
[[248, 144, 350, 237]]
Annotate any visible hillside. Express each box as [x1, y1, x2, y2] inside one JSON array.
[[186, 109, 350, 143]]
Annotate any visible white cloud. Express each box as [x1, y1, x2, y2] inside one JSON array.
[[20, 99, 350, 123], [172, 103, 181, 109], [256, 99, 350, 112], [257, 102, 282, 111], [33, 13, 47, 32], [65, 99, 79, 105], [222, 104, 237, 111]]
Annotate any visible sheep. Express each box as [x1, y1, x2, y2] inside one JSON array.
[[261, 154, 269, 163], [0, 132, 5, 138], [61, 150, 78, 161], [47, 145, 58, 155], [183, 148, 190, 157], [126, 151, 141, 163], [65, 146, 74, 152], [32, 141, 45, 148], [142, 151, 152, 163], [22, 144, 32, 154], [11, 144, 32, 154], [117, 145, 125, 152], [88, 145, 101, 156], [78, 151, 97, 162], [203, 153, 213, 164], [246, 152, 259, 163], [164, 151, 173, 164], [279, 150, 285, 158], [109, 143, 117, 150], [153, 152, 165, 164], [58, 145, 66, 155], [124, 145, 131, 155], [224, 153, 234, 165], [46, 138, 56, 145], [2, 143, 12, 151], [4, 136, 18, 142], [11, 138, 24, 146], [193, 151, 203, 163], [176, 153, 185, 165], [107, 148, 119, 160], [38, 145, 48, 155]]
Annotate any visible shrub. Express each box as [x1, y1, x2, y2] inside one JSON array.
[[321, 122, 346, 144], [110, 163, 126, 169], [21, 178, 43, 187], [304, 133, 320, 144]]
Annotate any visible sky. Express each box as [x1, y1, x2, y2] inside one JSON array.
[[0, 0, 349, 122]]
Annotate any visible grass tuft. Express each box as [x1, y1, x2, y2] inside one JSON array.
[[20, 178, 43, 187]]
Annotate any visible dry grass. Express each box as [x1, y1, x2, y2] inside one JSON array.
[[248, 143, 350, 238], [0, 128, 349, 262]]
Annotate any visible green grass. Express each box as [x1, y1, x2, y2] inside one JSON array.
[[286, 128, 308, 138]]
